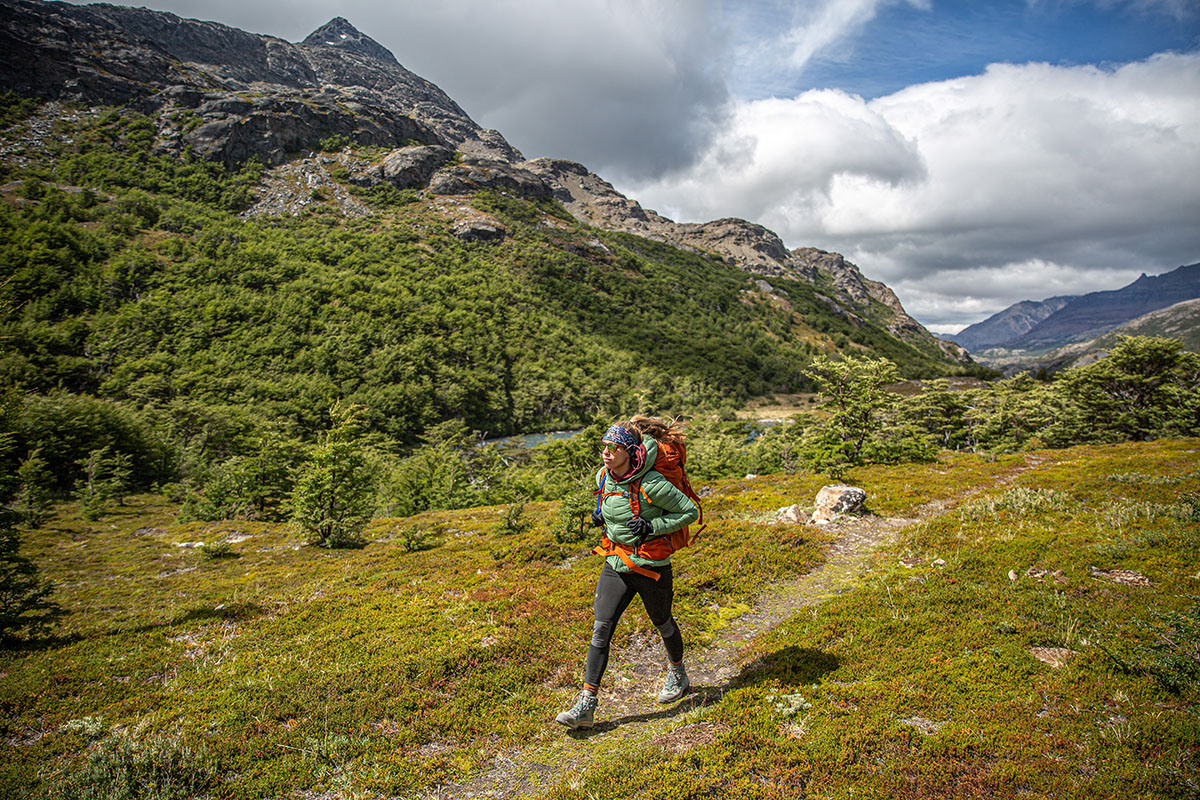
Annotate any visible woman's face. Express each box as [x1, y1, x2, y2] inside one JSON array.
[[600, 441, 630, 475]]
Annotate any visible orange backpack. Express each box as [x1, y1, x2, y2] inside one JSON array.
[[592, 439, 705, 581]]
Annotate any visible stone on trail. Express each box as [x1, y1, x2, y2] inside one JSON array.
[[812, 484, 867, 524], [776, 504, 810, 525]]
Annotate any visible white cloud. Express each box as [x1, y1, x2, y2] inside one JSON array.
[[625, 51, 1200, 328], [782, 0, 929, 69]]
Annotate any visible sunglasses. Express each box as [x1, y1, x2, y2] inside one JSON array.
[[598, 442, 626, 454]]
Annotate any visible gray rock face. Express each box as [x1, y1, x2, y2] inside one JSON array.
[[451, 220, 507, 242], [524, 157, 674, 236], [302, 17, 398, 65], [0, 0, 520, 164], [429, 158, 551, 199], [364, 145, 455, 189], [167, 91, 432, 166]]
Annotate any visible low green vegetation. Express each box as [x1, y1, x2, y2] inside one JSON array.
[[1, 440, 1196, 798]]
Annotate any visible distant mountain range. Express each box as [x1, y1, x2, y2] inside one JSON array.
[[951, 296, 1077, 352], [977, 297, 1200, 376], [950, 262, 1200, 356]]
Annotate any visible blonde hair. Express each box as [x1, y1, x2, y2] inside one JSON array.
[[627, 415, 687, 445]]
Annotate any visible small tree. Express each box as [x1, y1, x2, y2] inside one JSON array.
[[899, 379, 970, 451], [75, 447, 131, 520], [803, 354, 900, 467], [290, 403, 376, 549], [0, 430, 63, 641], [182, 431, 299, 522], [555, 487, 596, 545], [684, 416, 750, 482], [493, 500, 531, 537], [384, 420, 510, 517], [16, 449, 54, 528]]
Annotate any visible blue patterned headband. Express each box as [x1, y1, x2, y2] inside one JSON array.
[[602, 424, 638, 450]]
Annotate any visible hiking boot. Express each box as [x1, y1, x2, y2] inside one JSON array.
[[555, 691, 597, 729], [657, 663, 690, 703]]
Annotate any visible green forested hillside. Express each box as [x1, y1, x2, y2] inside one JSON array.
[[0, 100, 970, 493]]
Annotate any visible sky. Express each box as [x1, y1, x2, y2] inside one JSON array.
[[65, 0, 1200, 333]]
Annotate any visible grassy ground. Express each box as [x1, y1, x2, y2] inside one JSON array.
[[3, 440, 1198, 799]]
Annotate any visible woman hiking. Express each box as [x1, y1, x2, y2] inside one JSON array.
[[555, 417, 699, 730]]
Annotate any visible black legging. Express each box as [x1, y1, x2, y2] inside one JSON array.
[[584, 561, 684, 688]]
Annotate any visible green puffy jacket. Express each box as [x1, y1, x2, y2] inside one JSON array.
[[594, 437, 699, 573]]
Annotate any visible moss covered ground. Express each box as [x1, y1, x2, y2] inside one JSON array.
[[3, 440, 1198, 799]]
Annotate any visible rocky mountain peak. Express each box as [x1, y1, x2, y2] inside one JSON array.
[[301, 17, 398, 65]]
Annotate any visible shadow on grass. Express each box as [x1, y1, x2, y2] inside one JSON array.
[[735, 645, 840, 687], [569, 647, 839, 736], [101, 601, 267, 638], [173, 602, 264, 625], [3, 603, 269, 651], [1, 630, 86, 653]]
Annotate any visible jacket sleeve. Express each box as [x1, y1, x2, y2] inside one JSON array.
[[640, 472, 698, 536]]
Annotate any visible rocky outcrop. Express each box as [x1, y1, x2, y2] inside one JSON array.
[[451, 220, 507, 242], [523, 158, 677, 239], [678, 219, 817, 280], [363, 145, 455, 189], [429, 157, 551, 199], [776, 504, 811, 525]]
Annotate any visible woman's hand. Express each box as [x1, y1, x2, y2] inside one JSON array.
[[627, 516, 653, 543], [591, 510, 605, 528]]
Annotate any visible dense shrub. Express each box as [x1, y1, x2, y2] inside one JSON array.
[[0, 421, 62, 642], [18, 393, 170, 492], [290, 404, 377, 548]]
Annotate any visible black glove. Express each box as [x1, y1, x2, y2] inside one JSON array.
[[627, 516, 653, 543], [591, 510, 605, 528]]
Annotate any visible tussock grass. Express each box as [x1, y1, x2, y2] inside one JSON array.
[[4, 441, 1199, 798], [957, 486, 1075, 519]]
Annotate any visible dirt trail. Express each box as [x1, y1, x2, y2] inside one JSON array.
[[425, 460, 1036, 799], [424, 511, 917, 800]]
